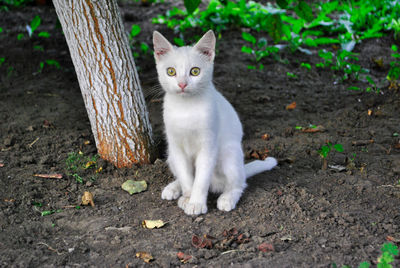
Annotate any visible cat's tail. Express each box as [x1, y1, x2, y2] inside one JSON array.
[[245, 157, 278, 179]]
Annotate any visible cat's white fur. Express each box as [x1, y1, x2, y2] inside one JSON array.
[[153, 30, 277, 215]]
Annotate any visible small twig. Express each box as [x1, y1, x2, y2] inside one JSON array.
[[221, 249, 239, 255], [37, 242, 64, 255], [63, 205, 79, 208], [28, 137, 40, 148]]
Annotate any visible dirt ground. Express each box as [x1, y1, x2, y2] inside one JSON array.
[[1, 2, 400, 267]]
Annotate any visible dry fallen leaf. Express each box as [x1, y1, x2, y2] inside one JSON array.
[[258, 242, 275, 252], [33, 173, 63, 179], [121, 180, 147, 195], [81, 191, 94, 207], [177, 252, 192, 264], [136, 252, 154, 263], [301, 125, 325, 133], [389, 80, 399, 90], [368, 109, 373, 116], [83, 140, 91, 145], [249, 148, 269, 160], [386, 235, 400, 243], [286, 101, 297, 110], [371, 57, 384, 68], [192, 234, 213, 249], [0, 163, 4, 167], [352, 140, 374, 146], [142, 220, 165, 229], [84, 161, 96, 169], [261, 133, 270, 140]]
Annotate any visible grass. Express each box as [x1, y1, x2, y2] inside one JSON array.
[[152, 0, 400, 92], [65, 151, 100, 184], [318, 142, 344, 170]]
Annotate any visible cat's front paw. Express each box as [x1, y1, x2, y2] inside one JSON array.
[[177, 196, 190, 210], [184, 202, 208, 215], [161, 181, 181, 200], [217, 195, 236, 212]]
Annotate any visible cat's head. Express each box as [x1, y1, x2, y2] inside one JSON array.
[[153, 30, 216, 96]]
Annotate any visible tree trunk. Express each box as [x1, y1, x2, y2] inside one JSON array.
[[53, 0, 154, 167]]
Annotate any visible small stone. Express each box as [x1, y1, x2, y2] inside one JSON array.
[[3, 136, 15, 147], [194, 217, 204, 224], [154, 158, 163, 165]]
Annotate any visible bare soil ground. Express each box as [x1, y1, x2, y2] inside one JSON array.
[[1, 2, 400, 267]]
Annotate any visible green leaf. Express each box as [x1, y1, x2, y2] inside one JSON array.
[[276, 0, 288, 9], [241, 45, 253, 54], [247, 65, 256, 70], [319, 145, 331, 158], [265, 14, 283, 42], [347, 86, 360, 91], [378, 251, 394, 266], [17, 33, 24, 40], [333, 144, 344, 152], [140, 42, 149, 54], [366, 75, 375, 86], [45, 60, 61, 69], [130, 24, 141, 39], [392, 44, 398, 52], [0, 27, 3, 34], [300, 62, 311, 70], [30, 15, 41, 33], [381, 243, 399, 256], [0, 57, 5, 66], [257, 38, 267, 48], [313, 37, 340, 45], [38, 31, 50, 38], [294, 1, 314, 23], [184, 0, 201, 15], [242, 32, 256, 45], [358, 261, 370, 268], [33, 45, 44, 51], [286, 72, 297, 78], [173, 37, 185, 46]]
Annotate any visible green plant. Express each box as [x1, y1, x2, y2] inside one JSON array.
[[38, 59, 61, 73], [318, 142, 344, 170], [389, 18, 400, 40], [65, 151, 100, 184], [378, 243, 399, 267], [25, 15, 50, 39], [300, 62, 311, 70], [317, 49, 368, 81], [286, 71, 297, 78], [387, 44, 400, 86], [241, 31, 279, 70], [334, 243, 398, 268], [128, 24, 150, 59]]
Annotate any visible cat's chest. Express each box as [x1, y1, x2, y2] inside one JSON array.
[[163, 95, 215, 132]]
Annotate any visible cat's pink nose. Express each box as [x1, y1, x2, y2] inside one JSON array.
[[178, 82, 187, 90]]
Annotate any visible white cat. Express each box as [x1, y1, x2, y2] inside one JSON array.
[[153, 30, 277, 215]]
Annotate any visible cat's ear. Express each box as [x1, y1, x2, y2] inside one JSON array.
[[153, 31, 173, 60], [194, 30, 216, 62]]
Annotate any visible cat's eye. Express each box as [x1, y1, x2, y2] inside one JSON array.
[[167, 67, 176, 76], [190, 67, 200, 76]]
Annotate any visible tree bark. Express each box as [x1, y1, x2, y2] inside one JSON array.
[[53, 0, 154, 167]]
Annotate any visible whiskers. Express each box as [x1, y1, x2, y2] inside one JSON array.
[[143, 83, 164, 103]]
